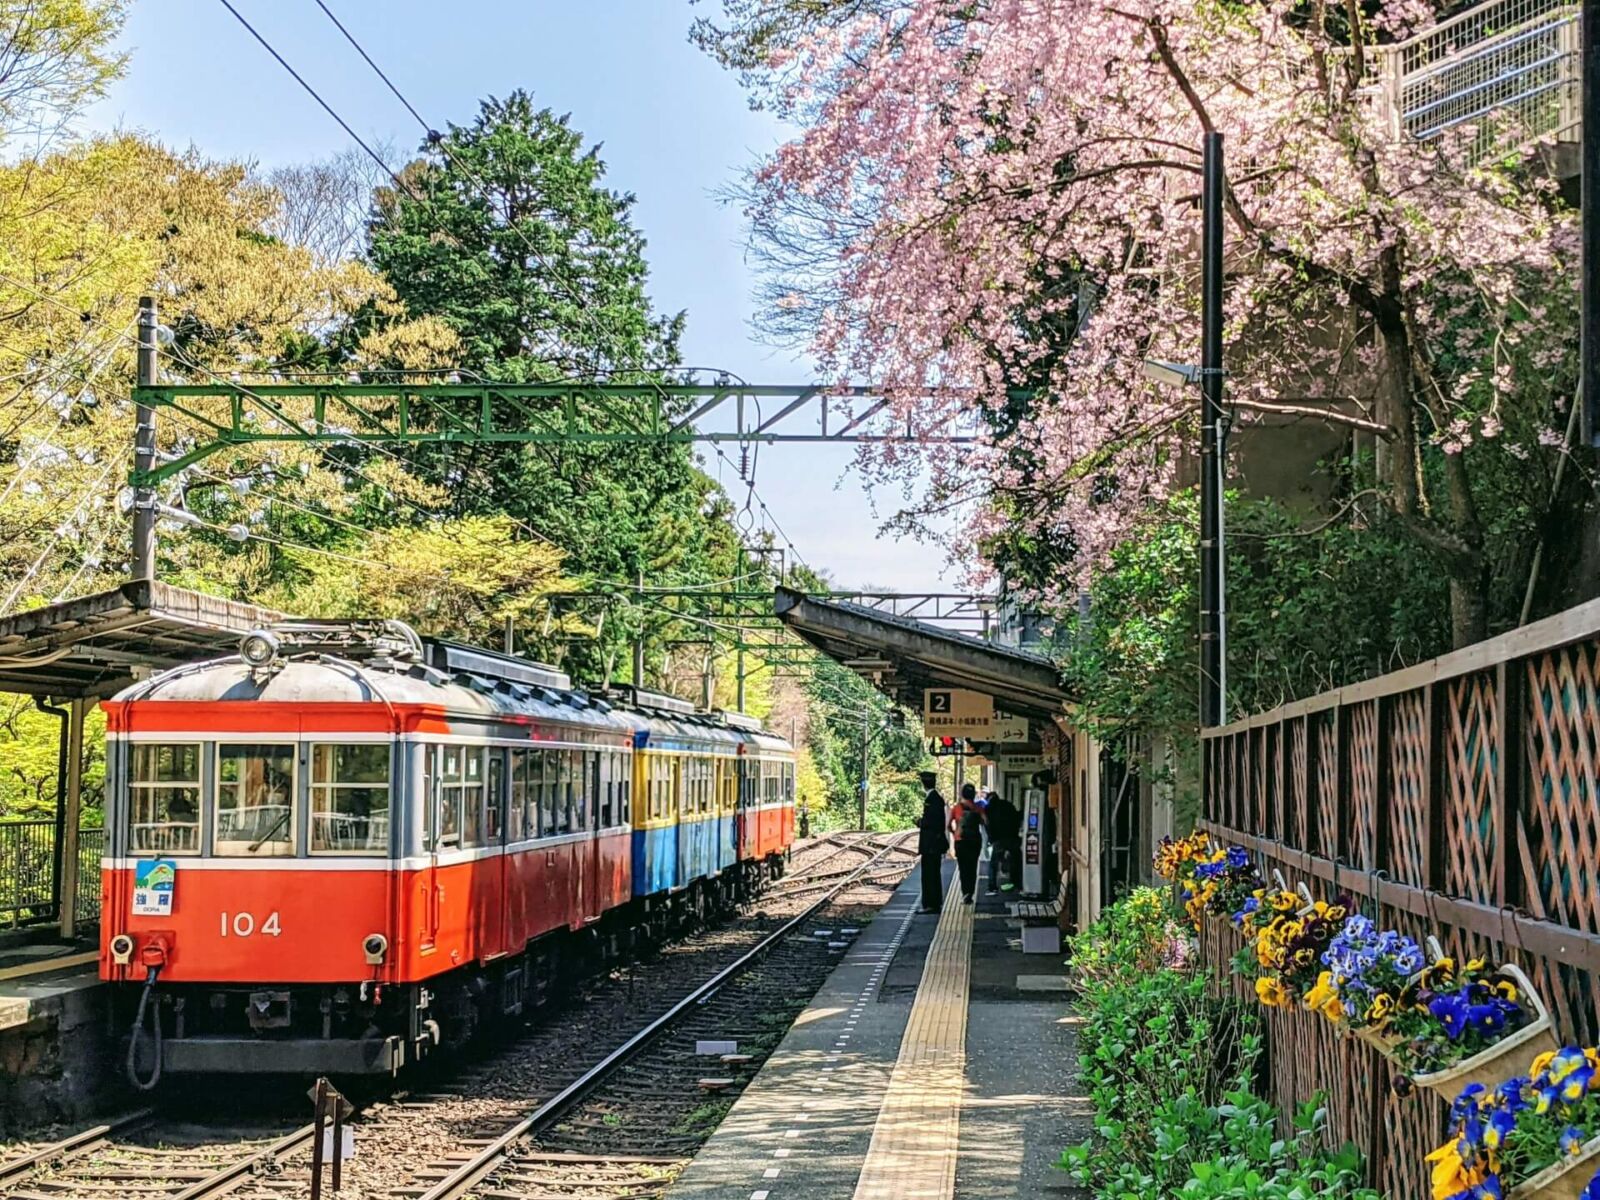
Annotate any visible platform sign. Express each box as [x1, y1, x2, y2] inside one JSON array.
[[991, 714, 1030, 743], [131, 859, 176, 916], [999, 754, 1045, 774], [923, 688, 993, 735]]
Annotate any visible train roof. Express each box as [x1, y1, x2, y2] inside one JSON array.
[[111, 621, 787, 749]]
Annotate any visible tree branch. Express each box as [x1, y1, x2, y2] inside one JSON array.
[[1229, 396, 1394, 437]]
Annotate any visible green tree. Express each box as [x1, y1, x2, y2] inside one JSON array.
[[364, 92, 739, 680]]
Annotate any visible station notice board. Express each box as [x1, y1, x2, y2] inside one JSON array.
[[923, 688, 993, 736]]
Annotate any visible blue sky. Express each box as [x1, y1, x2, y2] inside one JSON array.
[[83, 0, 955, 592]]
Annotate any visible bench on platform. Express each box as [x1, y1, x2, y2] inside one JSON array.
[[1010, 875, 1069, 924]]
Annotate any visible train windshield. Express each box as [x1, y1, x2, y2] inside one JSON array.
[[215, 744, 296, 857]]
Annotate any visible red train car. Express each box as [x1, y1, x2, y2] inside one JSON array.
[[99, 622, 792, 1080]]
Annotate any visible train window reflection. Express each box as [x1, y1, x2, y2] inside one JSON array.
[[436, 744, 464, 847], [461, 747, 486, 847], [215, 744, 296, 857], [130, 743, 201, 855], [310, 744, 389, 854]]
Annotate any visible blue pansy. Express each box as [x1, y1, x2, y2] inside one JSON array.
[[1493, 1076, 1530, 1113]]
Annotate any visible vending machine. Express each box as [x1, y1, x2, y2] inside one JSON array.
[[1021, 787, 1047, 896]]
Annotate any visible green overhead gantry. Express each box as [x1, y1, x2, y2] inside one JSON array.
[[130, 380, 993, 487]]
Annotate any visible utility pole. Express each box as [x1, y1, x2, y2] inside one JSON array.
[[859, 709, 870, 830], [132, 297, 159, 582], [735, 637, 747, 713], [632, 568, 645, 689], [1200, 132, 1228, 728], [1583, 0, 1600, 446]]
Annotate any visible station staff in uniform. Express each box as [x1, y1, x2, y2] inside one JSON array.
[[915, 770, 947, 913]]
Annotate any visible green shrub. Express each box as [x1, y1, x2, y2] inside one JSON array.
[[1063, 893, 1380, 1200]]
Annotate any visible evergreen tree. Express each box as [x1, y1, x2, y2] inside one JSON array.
[[366, 92, 738, 679]]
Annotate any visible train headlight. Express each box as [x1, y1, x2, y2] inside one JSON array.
[[363, 933, 388, 965], [240, 629, 280, 668], [110, 934, 134, 965]]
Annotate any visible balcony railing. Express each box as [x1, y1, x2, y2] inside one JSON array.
[[1364, 0, 1579, 158]]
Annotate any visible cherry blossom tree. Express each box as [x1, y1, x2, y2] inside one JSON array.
[[706, 0, 1583, 647]]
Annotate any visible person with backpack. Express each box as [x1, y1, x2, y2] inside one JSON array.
[[948, 782, 986, 904], [915, 770, 948, 913]]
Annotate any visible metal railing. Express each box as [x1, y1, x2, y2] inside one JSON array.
[[0, 819, 103, 929], [1365, 0, 1579, 157]]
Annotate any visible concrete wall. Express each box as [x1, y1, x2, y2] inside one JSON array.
[[0, 976, 121, 1134]]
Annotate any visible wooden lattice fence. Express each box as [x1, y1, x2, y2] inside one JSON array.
[[1200, 600, 1600, 1199]]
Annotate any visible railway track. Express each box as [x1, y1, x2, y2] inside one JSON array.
[[401, 830, 914, 1200], [0, 832, 914, 1200]]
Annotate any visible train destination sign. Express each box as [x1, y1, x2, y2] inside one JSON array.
[[132, 859, 176, 916], [923, 688, 994, 735]]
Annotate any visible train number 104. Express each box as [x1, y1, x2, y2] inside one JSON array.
[[219, 911, 282, 937]]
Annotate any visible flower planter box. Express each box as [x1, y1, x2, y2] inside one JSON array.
[[1512, 1134, 1600, 1200], [1412, 964, 1558, 1103], [1351, 1024, 1404, 1054]]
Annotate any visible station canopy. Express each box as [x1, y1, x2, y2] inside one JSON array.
[[772, 586, 1069, 726], [0, 581, 281, 698]]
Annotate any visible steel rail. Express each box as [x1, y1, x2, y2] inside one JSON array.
[[414, 831, 915, 1200], [0, 1109, 155, 1185], [170, 1122, 324, 1200]]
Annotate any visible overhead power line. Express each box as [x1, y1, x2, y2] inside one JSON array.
[[213, 0, 422, 205]]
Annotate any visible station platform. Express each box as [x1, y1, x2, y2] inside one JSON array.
[[667, 858, 1090, 1200], [0, 946, 112, 1133]]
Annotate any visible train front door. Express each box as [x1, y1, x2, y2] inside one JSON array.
[[421, 750, 442, 951]]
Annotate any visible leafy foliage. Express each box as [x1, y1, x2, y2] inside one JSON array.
[[1047, 488, 1450, 739], [1064, 890, 1378, 1200], [362, 91, 743, 682], [708, 0, 1590, 649]]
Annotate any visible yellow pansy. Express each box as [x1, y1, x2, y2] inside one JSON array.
[[1256, 976, 1291, 1007]]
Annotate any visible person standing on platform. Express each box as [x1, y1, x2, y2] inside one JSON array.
[[984, 790, 1021, 895], [915, 770, 948, 913], [949, 782, 986, 904]]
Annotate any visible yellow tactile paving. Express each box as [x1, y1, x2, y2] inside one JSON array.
[[851, 880, 973, 1200]]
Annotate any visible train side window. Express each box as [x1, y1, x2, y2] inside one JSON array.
[[461, 746, 486, 848], [309, 744, 389, 854], [509, 750, 527, 842], [215, 743, 296, 857], [486, 750, 504, 843], [437, 743, 463, 847], [571, 750, 587, 833], [598, 753, 612, 829], [620, 753, 630, 825], [537, 749, 555, 836], [129, 743, 202, 855], [556, 750, 573, 835]]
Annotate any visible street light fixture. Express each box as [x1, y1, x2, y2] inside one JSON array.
[[1141, 359, 1205, 389]]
